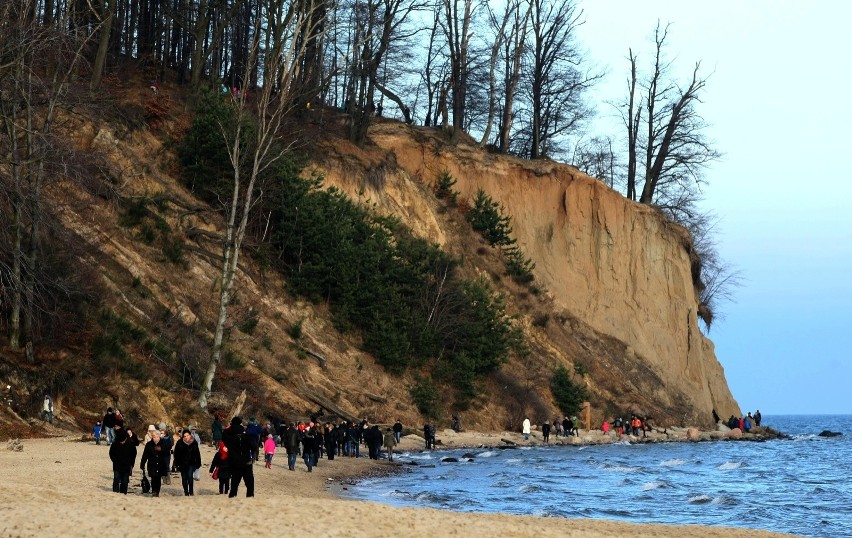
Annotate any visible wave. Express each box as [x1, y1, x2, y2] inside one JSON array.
[[717, 461, 742, 470], [476, 451, 499, 458], [519, 484, 545, 493], [601, 463, 643, 473], [659, 458, 687, 467], [687, 494, 735, 505], [641, 481, 668, 491], [402, 452, 435, 460]]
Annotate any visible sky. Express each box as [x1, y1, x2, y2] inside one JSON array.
[[575, 1, 852, 415]]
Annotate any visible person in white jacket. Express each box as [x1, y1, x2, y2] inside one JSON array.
[[522, 417, 531, 440]]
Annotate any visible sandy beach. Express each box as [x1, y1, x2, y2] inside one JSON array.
[[0, 432, 796, 538]]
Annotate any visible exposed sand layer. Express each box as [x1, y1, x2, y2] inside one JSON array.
[[0, 437, 794, 538]]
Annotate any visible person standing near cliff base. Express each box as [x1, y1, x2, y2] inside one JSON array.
[[109, 429, 135, 494], [103, 409, 117, 446], [223, 416, 254, 497], [140, 430, 169, 497], [173, 429, 202, 496], [522, 418, 531, 440]]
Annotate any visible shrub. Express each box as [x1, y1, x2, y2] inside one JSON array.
[[409, 376, 442, 420], [287, 319, 303, 340], [466, 189, 515, 248], [551, 364, 589, 416], [434, 170, 459, 205]]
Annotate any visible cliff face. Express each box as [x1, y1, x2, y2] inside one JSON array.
[[313, 122, 740, 426], [0, 110, 739, 435]]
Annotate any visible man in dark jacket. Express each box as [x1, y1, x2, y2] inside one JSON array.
[[284, 423, 300, 471], [324, 423, 337, 460], [223, 416, 254, 497], [109, 429, 135, 494], [392, 419, 403, 444], [365, 425, 383, 460], [211, 414, 224, 448], [245, 417, 263, 462], [103, 408, 117, 445]]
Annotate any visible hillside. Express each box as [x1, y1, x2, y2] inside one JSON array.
[[0, 81, 739, 437]]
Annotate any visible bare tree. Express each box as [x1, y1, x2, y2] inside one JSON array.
[[0, 0, 95, 351], [478, 0, 529, 149], [524, 0, 600, 159], [198, 0, 327, 409], [439, 0, 476, 142], [346, 0, 424, 146], [624, 22, 720, 216]]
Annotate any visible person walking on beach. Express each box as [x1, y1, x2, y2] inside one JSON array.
[[284, 423, 300, 471], [209, 441, 231, 495], [109, 429, 135, 494], [223, 417, 255, 497], [302, 425, 317, 471], [211, 414, 224, 447], [393, 419, 403, 444], [41, 394, 53, 424], [93, 421, 103, 445], [263, 434, 276, 469], [542, 421, 551, 443], [522, 417, 531, 440], [173, 429, 202, 496], [324, 422, 337, 460], [103, 408, 117, 445], [423, 423, 435, 449], [562, 416, 571, 437], [140, 430, 169, 497], [383, 427, 397, 462]]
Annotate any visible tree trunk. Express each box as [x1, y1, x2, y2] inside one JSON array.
[[90, 0, 114, 90]]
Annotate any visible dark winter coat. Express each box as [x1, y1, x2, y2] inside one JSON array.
[[172, 439, 202, 471], [109, 434, 136, 473], [211, 418, 224, 442], [140, 439, 170, 477], [284, 428, 300, 454]]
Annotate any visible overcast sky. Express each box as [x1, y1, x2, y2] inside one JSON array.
[[575, 1, 852, 415]]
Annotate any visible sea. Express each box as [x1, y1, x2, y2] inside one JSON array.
[[346, 415, 852, 537]]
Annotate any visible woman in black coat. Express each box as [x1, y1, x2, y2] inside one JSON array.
[[140, 431, 170, 497], [172, 429, 202, 496]]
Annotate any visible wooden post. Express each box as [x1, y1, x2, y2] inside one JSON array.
[[583, 401, 591, 431]]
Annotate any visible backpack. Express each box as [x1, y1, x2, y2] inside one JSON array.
[[141, 472, 151, 494]]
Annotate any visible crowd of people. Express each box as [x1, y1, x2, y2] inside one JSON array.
[[100, 407, 405, 498], [519, 414, 660, 442]]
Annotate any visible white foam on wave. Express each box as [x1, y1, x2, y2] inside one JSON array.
[[601, 464, 641, 473], [688, 494, 713, 504], [477, 451, 498, 458], [642, 481, 667, 491], [717, 461, 742, 470], [659, 458, 686, 467], [402, 452, 435, 460], [505, 458, 523, 463]]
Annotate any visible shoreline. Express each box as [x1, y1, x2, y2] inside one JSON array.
[[0, 435, 795, 537]]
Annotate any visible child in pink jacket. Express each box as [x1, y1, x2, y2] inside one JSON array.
[[263, 434, 276, 469]]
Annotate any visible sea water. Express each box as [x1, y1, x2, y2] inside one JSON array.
[[346, 415, 852, 537]]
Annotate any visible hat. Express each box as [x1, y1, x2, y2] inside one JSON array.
[[147, 424, 156, 431], [249, 417, 257, 425], [231, 416, 243, 426], [158, 422, 167, 430]]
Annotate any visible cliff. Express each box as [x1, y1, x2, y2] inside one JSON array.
[[311, 120, 740, 427], [0, 100, 739, 436]]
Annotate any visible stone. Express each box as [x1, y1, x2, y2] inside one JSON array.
[[726, 428, 743, 439], [686, 428, 701, 441]]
